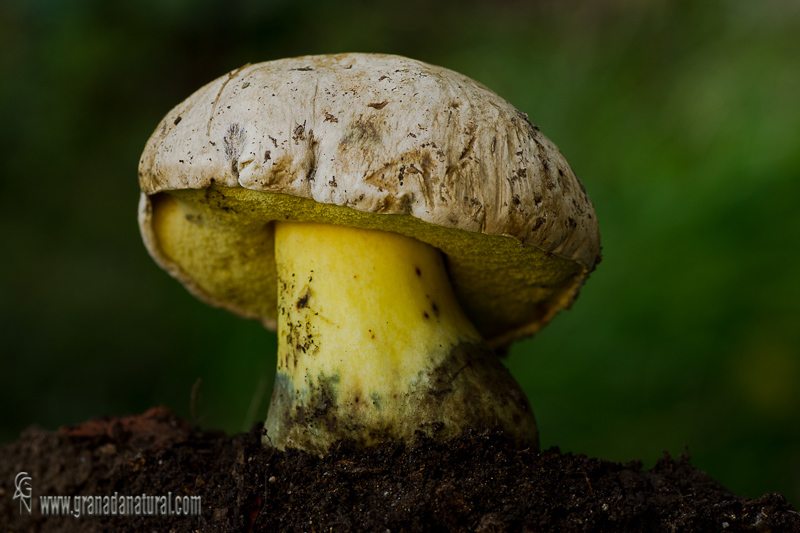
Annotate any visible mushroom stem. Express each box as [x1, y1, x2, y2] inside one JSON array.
[[264, 221, 538, 452]]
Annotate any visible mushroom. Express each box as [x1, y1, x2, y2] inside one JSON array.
[[138, 53, 601, 453]]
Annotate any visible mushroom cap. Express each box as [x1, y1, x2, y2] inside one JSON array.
[[138, 53, 601, 348]]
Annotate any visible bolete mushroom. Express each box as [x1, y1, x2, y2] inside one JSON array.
[[138, 53, 600, 454]]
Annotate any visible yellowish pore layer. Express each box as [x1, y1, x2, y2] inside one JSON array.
[[149, 186, 583, 346]]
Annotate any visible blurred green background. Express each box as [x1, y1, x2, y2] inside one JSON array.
[[2, 0, 798, 506]]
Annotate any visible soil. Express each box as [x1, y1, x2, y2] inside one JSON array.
[[1, 407, 797, 532]]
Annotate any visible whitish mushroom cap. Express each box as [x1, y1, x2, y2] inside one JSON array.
[[138, 53, 601, 348]]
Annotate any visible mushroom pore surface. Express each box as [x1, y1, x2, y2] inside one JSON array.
[[147, 185, 584, 349]]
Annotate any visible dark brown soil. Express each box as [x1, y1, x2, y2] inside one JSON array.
[[1, 407, 797, 532]]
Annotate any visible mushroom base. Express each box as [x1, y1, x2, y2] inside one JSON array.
[[265, 340, 538, 453], [264, 221, 538, 452]]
